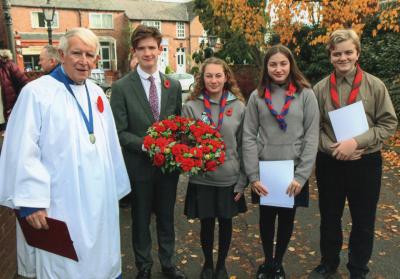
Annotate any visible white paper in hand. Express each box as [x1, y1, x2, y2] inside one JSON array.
[[328, 101, 369, 142], [259, 160, 294, 208]]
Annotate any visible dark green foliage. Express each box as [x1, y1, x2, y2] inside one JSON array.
[[360, 16, 400, 116], [359, 16, 400, 85], [287, 25, 332, 86], [190, 66, 199, 75]]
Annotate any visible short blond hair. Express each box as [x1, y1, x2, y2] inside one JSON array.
[[59, 28, 100, 54], [326, 29, 361, 54]]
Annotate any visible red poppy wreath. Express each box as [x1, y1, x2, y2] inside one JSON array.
[[143, 115, 226, 175]]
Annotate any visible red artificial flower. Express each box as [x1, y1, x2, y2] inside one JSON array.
[[180, 157, 195, 172], [97, 96, 104, 113], [225, 108, 233, 116], [155, 137, 171, 152], [163, 119, 178, 131], [154, 124, 166, 133], [218, 152, 225, 164], [205, 160, 218, 171], [143, 136, 156, 150], [201, 145, 211, 154], [153, 153, 166, 167], [164, 79, 171, 89], [172, 144, 189, 157], [190, 147, 203, 158]]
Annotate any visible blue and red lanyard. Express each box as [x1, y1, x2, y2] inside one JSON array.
[[202, 90, 228, 131], [264, 82, 296, 131], [330, 64, 363, 109]]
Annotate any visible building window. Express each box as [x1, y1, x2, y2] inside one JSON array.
[[31, 11, 59, 28], [23, 55, 40, 71], [99, 42, 112, 70], [176, 22, 185, 39], [198, 30, 208, 44], [141, 21, 161, 31], [89, 13, 113, 29]]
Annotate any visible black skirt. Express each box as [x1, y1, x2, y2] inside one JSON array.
[[251, 180, 309, 207], [184, 182, 247, 219]]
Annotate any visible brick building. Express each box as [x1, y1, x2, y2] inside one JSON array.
[[124, 1, 205, 73], [0, 0, 206, 77]]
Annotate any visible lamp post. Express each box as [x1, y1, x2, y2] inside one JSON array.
[[2, 0, 16, 58], [41, 0, 55, 45]]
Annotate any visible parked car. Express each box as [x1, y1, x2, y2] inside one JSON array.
[[166, 73, 195, 93], [89, 69, 112, 100]]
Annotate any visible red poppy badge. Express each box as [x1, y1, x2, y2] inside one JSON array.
[[164, 79, 171, 89], [287, 91, 295, 97], [97, 96, 104, 113], [225, 108, 233, 116]]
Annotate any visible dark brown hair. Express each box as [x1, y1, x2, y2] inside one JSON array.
[[258, 44, 310, 97], [189, 57, 244, 102], [130, 25, 162, 49]]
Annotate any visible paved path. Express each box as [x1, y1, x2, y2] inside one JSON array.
[[120, 159, 400, 279]]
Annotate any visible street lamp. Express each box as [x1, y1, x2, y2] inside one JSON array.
[[41, 0, 55, 45]]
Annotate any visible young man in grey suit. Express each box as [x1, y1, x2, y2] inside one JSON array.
[[110, 25, 185, 279]]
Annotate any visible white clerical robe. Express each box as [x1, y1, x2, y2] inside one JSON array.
[[0, 75, 131, 279]]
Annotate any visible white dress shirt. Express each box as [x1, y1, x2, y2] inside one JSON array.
[[137, 65, 162, 110]]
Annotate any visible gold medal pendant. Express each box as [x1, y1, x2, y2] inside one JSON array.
[[89, 134, 96, 144]]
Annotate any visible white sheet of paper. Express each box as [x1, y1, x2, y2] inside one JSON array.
[[259, 160, 294, 208], [328, 101, 369, 142]]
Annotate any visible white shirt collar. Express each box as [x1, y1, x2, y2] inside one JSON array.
[[137, 65, 161, 82]]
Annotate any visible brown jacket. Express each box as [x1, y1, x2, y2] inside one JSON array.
[[314, 68, 398, 155]]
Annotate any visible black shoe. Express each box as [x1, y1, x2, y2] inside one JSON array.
[[214, 266, 228, 279], [350, 274, 366, 279], [200, 267, 214, 279], [256, 263, 274, 279], [309, 264, 337, 279], [272, 265, 286, 279], [136, 268, 151, 279], [162, 266, 187, 279]]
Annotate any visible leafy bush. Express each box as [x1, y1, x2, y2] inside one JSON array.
[[165, 66, 173, 74]]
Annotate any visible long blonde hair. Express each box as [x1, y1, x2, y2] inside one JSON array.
[[189, 57, 244, 102]]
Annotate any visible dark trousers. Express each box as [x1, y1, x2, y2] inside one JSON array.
[[315, 151, 382, 276], [130, 166, 179, 270]]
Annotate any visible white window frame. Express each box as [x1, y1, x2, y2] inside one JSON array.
[[31, 11, 59, 28], [97, 37, 117, 71], [99, 42, 112, 70], [89, 13, 113, 29], [141, 20, 161, 32], [176, 22, 185, 39]]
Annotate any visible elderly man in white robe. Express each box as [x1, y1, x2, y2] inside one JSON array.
[[0, 27, 130, 279]]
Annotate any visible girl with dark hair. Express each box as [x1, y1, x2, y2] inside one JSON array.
[[242, 45, 319, 279], [183, 57, 247, 279]]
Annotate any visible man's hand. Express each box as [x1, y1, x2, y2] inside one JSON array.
[[251, 181, 268, 196], [234, 192, 243, 201], [348, 148, 365, 160], [26, 209, 49, 230], [331, 138, 358, 160], [286, 179, 302, 197]]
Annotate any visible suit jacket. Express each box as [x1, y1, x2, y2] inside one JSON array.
[[110, 70, 182, 179]]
